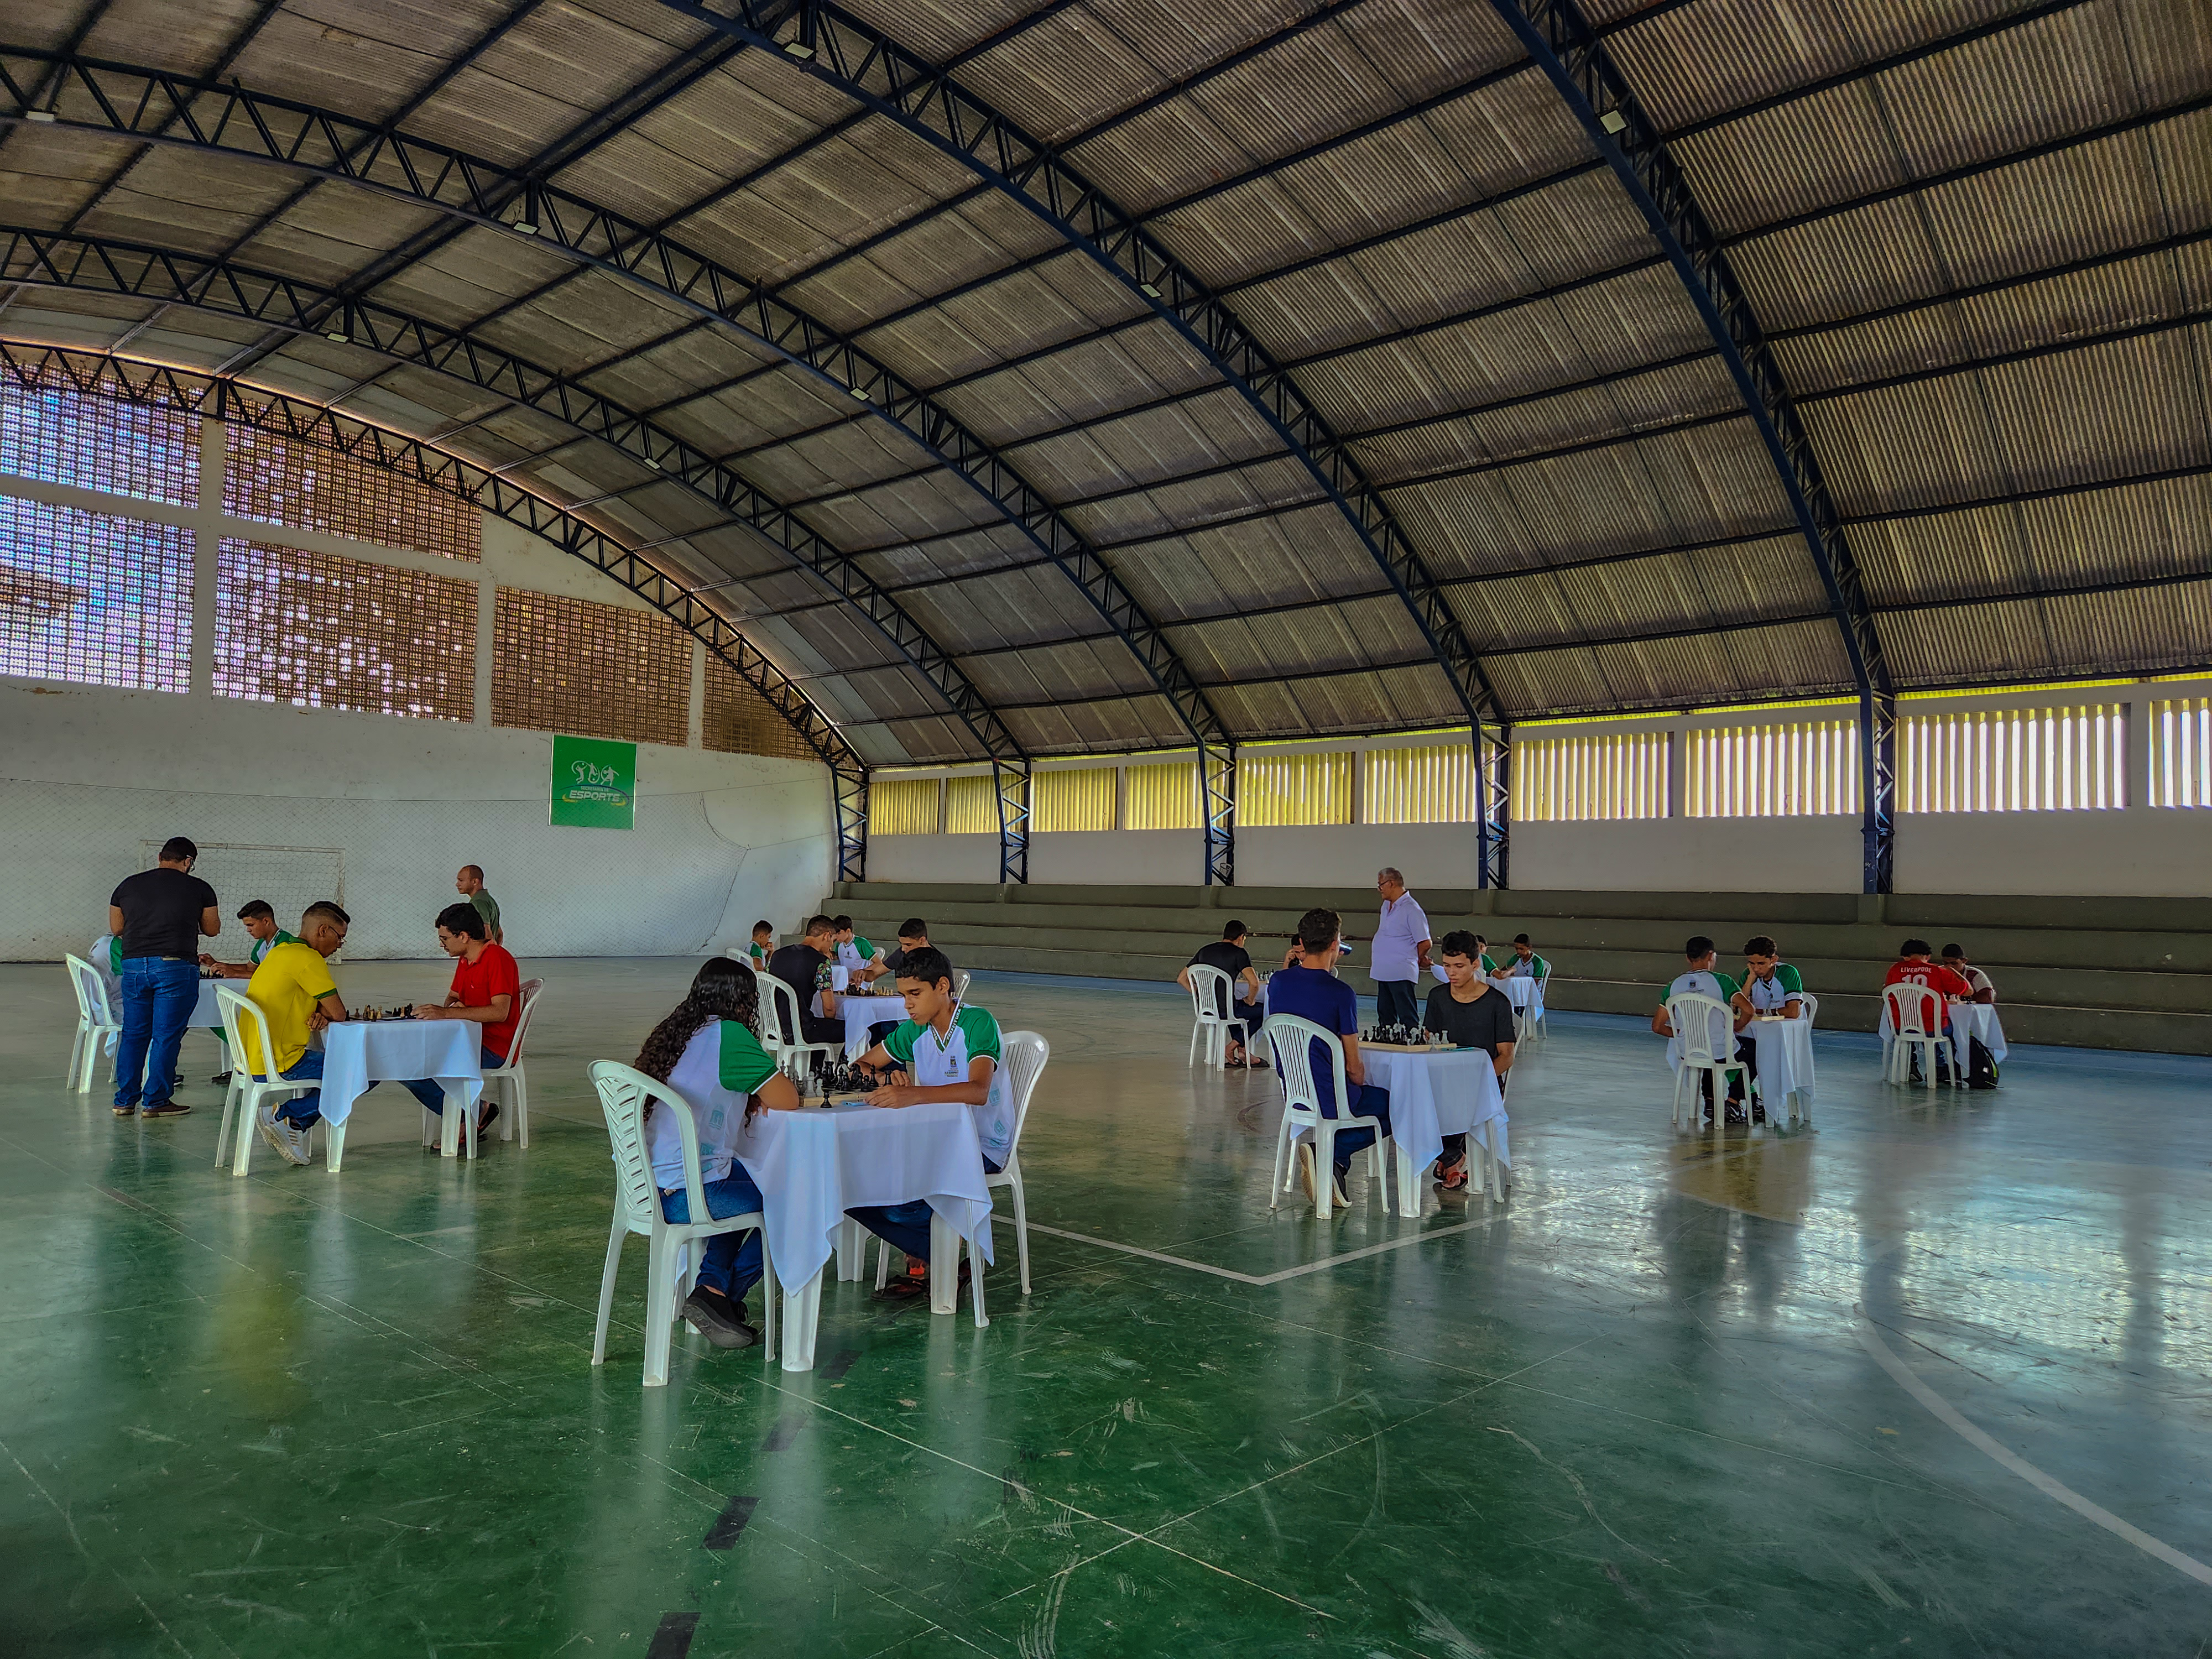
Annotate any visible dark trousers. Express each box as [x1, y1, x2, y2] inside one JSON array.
[[404, 1047, 506, 1117], [1695, 1040, 1756, 1111], [1374, 980, 1420, 1027], [849, 1157, 1003, 1262], [113, 957, 199, 1110], [1442, 1072, 1507, 1166], [1322, 1084, 1392, 1178]]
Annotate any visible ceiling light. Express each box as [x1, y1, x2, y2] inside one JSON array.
[[849, 384, 870, 400], [27, 109, 58, 123], [1599, 109, 1628, 135], [1138, 281, 1161, 299], [324, 330, 350, 343], [782, 39, 815, 59], [643, 455, 661, 470], [510, 220, 539, 236]]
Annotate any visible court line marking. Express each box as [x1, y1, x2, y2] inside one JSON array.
[[1855, 1318, 2212, 1588], [1027, 1183, 1647, 1286]]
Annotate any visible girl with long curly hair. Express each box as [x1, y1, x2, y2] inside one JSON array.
[[632, 957, 799, 1349]]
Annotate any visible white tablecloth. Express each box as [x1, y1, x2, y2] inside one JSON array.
[[317, 1020, 486, 1166], [194, 980, 229, 1027], [735, 1099, 994, 1368], [1339, 1047, 1509, 1213], [1499, 975, 1543, 1023], [1745, 1015, 1815, 1110], [839, 994, 909, 1058], [1946, 1000, 2008, 1063]]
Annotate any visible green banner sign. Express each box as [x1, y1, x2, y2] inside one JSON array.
[[550, 734, 638, 830]]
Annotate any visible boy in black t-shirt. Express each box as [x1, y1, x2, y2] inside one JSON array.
[[1422, 930, 1516, 1189], [1178, 921, 1265, 1068]]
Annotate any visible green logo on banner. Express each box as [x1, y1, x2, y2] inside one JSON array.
[[550, 734, 638, 830]]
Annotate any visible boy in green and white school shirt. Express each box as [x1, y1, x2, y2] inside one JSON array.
[[201, 899, 299, 1083], [1731, 935, 1804, 1021], [1650, 933, 1751, 1121], [848, 945, 1014, 1300], [833, 915, 888, 985]]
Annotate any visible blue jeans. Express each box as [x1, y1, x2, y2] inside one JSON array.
[[849, 1157, 1003, 1263], [114, 957, 200, 1111], [1324, 1083, 1392, 1178], [273, 1048, 368, 1129], [1374, 980, 1420, 1027], [403, 1048, 504, 1118], [661, 1170, 767, 1303]]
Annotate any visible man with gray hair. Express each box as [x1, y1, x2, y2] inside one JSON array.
[[1370, 868, 1432, 1029]]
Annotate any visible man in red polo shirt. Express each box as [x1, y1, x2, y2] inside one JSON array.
[[1884, 937, 1971, 1084], [400, 902, 522, 1138]]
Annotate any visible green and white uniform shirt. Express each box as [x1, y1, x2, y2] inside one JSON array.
[[881, 1004, 1015, 1167], [652, 1020, 779, 1190], [1499, 952, 1549, 980], [1744, 962, 1803, 1013], [836, 935, 877, 974], [748, 941, 771, 969], [1661, 969, 1740, 1069]]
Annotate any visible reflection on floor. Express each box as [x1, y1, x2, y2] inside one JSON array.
[[6, 957, 2210, 1657]]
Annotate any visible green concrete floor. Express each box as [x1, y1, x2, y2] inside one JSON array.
[[6, 960, 2210, 1657]]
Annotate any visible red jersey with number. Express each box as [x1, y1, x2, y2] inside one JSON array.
[[1884, 961, 1969, 1032], [453, 943, 523, 1058]]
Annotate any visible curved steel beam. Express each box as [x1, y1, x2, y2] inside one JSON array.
[[638, 0, 1505, 881], [1485, 0, 1899, 893], [0, 223, 1028, 768], [0, 50, 1233, 781], [0, 336, 872, 879]]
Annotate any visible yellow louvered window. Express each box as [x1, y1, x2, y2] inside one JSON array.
[[2149, 698, 2211, 808], [1125, 761, 1199, 830], [1684, 721, 1859, 817], [945, 774, 999, 834], [1362, 745, 1475, 824], [1241, 753, 1352, 827], [869, 778, 940, 836], [1900, 705, 2126, 812], [1511, 734, 1670, 821], [1032, 767, 1115, 832]]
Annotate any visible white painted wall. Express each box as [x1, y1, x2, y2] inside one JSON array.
[[1509, 817, 1864, 893], [868, 833, 1001, 885], [1, 460, 836, 960]]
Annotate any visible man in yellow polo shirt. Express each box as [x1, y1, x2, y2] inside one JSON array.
[[242, 901, 354, 1167]]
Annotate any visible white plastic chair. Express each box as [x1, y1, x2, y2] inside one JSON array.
[[1184, 963, 1250, 1068], [481, 977, 544, 1147], [1799, 992, 1819, 1024], [1883, 983, 1959, 1091], [63, 953, 121, 1093], [588, 1060, 777, 1387], [1264, 1013, 1391, 1218], [214, 988, 321, 1176], [1522, 959, 1552, 1044], [1666, 993, 1747, 1130], [762, 974, 837, 1084], [870, 1029, 1048, 1328], [955, 970, 972, 1002]]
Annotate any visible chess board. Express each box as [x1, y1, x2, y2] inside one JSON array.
[[1358, 1040, 1459, 1053]]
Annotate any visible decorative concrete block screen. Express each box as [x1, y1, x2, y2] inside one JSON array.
[[702, 653, 816, 762], [1512, 733, 1669, 821], [1, 378, 199, 505], [215, 540, 477, 721], [493, 588, 688, 747], [1685, 719, 1858, 817], [224, 425, 479, 561], [1900, 705, 2127, 812], [0, 496, 193, 692]]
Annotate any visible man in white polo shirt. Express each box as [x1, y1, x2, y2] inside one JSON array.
[[1370, 867, 1432, 1029]]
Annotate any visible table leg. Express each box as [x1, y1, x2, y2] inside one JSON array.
[[1395, 1142, 1421, 1218], [441, 1087, 467, 1158], [779, 1271, 824, 1372], [1481, 1123, 1506, 1202], [929, 1212, 958, 1316], [325, 1120, 347, 1173], [834, 1218, 867, 1281]]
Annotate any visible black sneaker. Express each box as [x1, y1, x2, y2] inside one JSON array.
[[682, 1290, 758, 1350], [211, 1072, 232, 1086]]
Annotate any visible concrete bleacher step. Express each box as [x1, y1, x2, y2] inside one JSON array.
[[821, 882, 2212, 1056]]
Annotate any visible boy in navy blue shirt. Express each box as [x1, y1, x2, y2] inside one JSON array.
[[1266, 906, 1392, 1209]]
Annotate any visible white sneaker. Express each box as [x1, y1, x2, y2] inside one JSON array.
[[283, 1117, 314, 1165], [256, 1104, 309, 1167], [1297, 1141, 1316, 1203]]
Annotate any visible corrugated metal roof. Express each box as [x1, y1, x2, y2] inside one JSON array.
[[6, 0, 2205, 763]]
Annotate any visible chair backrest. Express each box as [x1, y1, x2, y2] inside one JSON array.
[[1535, 956, 1552, 987], [999, 1029, 1049, 1159], [1263, 1013, 1350, 1120], [956, 970, 972, 1002], [501, 978, 546, 1065], [1883, 980, 1939, 1037], [1666, 993, 1735, 1068], [63, 954, 114, 1027], [762, 973, 805, 1045], [1799, 992, 1819, 1024], [214, 987, 285, 1083], [1186, 962, 1232, 1022], [589, 1059, 708, 1234]]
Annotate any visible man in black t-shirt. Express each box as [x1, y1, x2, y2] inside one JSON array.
[[1178, 921, 1264, 1068], [1422, 930, 1517, 1190], [107, 836, 221, 1119], [766, 915, 845, 1046]]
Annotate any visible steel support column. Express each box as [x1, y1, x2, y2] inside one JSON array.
[[1476, 727, 1510, 891], [1487, 0, 1896, 891], [994, 760, 1031, 885], [1202, 745, 1234, 888]]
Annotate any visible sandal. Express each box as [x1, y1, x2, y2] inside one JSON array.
[[1437, 1157, 1469, 1191]]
